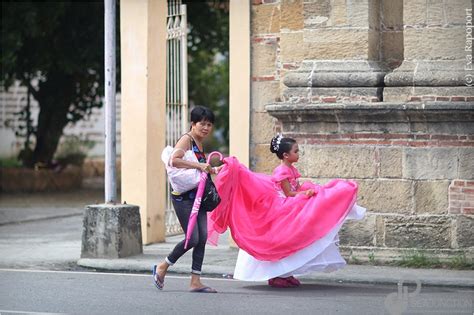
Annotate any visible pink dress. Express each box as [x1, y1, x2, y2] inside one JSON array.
[[272, 164, 301, 197], [207, 157, 366, 281]]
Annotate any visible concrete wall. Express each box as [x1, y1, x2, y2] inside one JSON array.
[[0, 84, 121, 158]]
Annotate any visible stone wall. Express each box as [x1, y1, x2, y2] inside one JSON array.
[[0, 165, 83, 192], [250, 0, 473, 262]]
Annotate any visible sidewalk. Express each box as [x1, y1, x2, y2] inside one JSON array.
[[1, 189, 473, 288], [0, 188, 101, 225]]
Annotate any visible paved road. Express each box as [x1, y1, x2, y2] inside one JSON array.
[[1, 189, 472, 314], [1, 269, 472, 315]]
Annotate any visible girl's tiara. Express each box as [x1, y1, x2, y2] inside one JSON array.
[[272, 133, 283, 152]]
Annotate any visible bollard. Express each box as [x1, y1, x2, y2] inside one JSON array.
[[81, 203, 142, 258]]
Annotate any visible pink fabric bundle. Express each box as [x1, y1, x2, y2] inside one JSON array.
[[207, 156, 358, 261]]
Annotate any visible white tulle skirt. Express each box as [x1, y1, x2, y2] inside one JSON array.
[[233, 204, 366, 281]]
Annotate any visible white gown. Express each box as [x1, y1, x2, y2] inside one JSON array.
[[233, 204, 366, 281]]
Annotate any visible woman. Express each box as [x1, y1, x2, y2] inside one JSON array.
[[153, 106, 223, 293]]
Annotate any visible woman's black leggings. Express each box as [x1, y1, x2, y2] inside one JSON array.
[[166, 191, 208, 274]]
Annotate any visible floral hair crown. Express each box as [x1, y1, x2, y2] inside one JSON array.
[[272, 133, 283, 152]]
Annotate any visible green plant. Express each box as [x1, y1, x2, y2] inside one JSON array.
[[54, 135, 95, 167], [446, 253, 474, 269], [350, 255, 361, 264], [2, 1, 120, 167], [368, 252, 376, 265], [396, 250, 442, 268], [0, 156, 22, 168], [185, 1, 229, 153]]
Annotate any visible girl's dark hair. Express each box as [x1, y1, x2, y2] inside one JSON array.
[[190, 106, 215, 124], [270, 135, 296, 159]]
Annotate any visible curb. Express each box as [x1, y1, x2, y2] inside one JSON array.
[[77, 259, 474, 289], [77, 259, 234, 276], [0, 212, 83, 226]]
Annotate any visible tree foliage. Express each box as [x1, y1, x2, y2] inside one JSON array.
[[184, 1, 229, 152], [1, 1, 119, 167], [1, 0, 227, 168]]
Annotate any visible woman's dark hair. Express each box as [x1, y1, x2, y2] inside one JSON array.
[[270, 135, 296, 159], [190, 106, 215, 124]]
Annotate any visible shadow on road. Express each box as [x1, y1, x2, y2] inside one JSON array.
[[241, 282, 395, 295]]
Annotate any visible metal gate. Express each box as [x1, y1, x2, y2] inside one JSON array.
[[165, 0, 188, 235]]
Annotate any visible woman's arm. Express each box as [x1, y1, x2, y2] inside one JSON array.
[[280, 179, 314, 197], [170, 136, 210, 172]]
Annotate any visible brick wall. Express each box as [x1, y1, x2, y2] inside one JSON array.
[[449, 180, 474, 215]]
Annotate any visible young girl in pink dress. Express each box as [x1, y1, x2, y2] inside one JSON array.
[[207, 134, 366, 288]]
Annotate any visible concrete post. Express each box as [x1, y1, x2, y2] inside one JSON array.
[[120, 0, 167, 244], [228, 0, 251, 248], [81, 204, 142, 258], [230, 0, 250, 167], [104, 0, 117, 203], [81, 0, 142, 259]]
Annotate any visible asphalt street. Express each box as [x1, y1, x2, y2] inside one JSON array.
[[1, 269, 473, 315], [0, 189, 473, 315]]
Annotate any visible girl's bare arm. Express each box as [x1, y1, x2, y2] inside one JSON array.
[[281, 179, 314, 197], [280, 179, 299, 197]]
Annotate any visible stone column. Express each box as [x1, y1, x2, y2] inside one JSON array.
[[280, 0, 388, 103], [120, 0, 167, 244], [250, 1, 283, 173], [230, 0, 251, 167], [384, 0, 474, 101]]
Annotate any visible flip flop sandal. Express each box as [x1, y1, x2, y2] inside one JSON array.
[[190, 286, 217, 293], [152, 264, 164, 290]]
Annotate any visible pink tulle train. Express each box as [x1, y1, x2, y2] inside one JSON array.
[[207, 157, 358, 262]]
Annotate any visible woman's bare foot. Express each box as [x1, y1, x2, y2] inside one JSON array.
[[190, 273, 205, 290], [155, 261, 169, 283], [190, 273, 217, 293]]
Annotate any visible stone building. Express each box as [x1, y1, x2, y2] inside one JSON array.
[[121, 0, 473, 262], [252, 0, 473, 262]]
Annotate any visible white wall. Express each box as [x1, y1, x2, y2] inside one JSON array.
[[0, 81, 121, 158]]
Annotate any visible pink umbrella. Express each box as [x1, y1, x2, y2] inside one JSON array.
[[184, 151, 223, 249]]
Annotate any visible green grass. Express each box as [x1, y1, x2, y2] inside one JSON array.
[[446, 253, 474, 270], [392, 251, 474, 270], [395, 251, 440, 268], [347, 251, 474, 270]]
